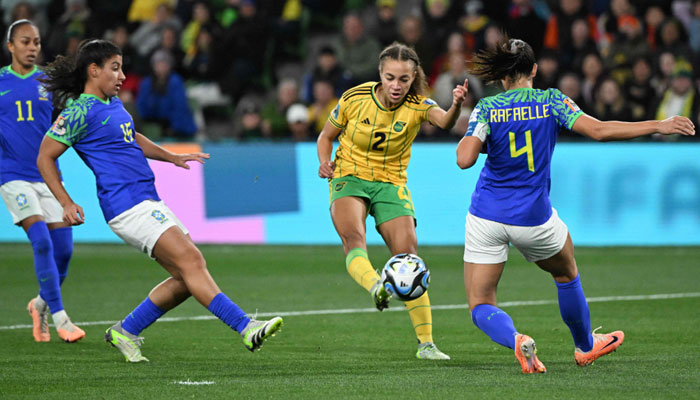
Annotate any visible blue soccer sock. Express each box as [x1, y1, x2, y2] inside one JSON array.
[[207, 293, 250, 333], [471, 304, 517, 349], [49, 227, 73, 285], [556, 275, 593, 352], [27, 222, 63, 313], [122, 297, 166, 336]]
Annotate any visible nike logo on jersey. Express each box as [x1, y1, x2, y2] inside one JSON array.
[[361, 118, 371, 125], [101, 116, 111, 125], [0, 90, 11, 96]]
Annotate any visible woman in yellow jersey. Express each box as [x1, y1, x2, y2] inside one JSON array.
[[317, 42, 468, 360]]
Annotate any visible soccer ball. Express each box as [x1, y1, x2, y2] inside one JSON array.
[[381, 253, 430, 301]]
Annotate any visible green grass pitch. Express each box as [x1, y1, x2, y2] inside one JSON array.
[[1, 244, 699, 399]]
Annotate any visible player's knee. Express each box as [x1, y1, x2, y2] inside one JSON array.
[[341, 231, 366, 249], [178, 247, 207, 274]]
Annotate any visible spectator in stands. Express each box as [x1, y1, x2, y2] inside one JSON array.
[[420, 0, 461, 70], [459, 0, 490, 55], [506, 0, 547, 56], [398, 16, 433, 80], [286, 103, 311, 142], [332, 13, 381, 86], [558, 72, 586, 139], [301, 46, 351, 104], [690, 1, 700, 55], [180, 1, 220, 61], [428, 32, 466, 87], [232, 97, 265, 140], [543, 0, 597, 71], [308, 79, 338, 134], [46, 0, 98, 58], [367, 0, 399, 47], [654, 59, 699, 139], [644, 5, 666, 51], [152, 25, 186, 77], [592, 76, 632, 122], [652, 51, 675, 97], [261, 78, 299, 138], [213, 0, 268, 101], [568, 18, 599, 75], [432, 52, 483, 109], [602, 15, 649, 84], [597, 0, 636, 52], [137, 50, 198, 139], [655, 18, 691, 58], [3, 1, 49, 37], [533, 50, 560, 91], [625, 57, 656, 121], [130, 3, 181, 59], [580, 52, 604, 111]]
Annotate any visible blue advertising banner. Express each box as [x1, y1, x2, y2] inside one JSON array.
[[1, 142, 698, 246]]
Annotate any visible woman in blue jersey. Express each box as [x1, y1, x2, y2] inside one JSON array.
[[0, 19, 84, 343], [456, 38, 694, 373], [36, 39, 283, 362]]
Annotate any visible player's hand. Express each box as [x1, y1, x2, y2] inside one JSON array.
[[318, 161, 335, 178], [658, 116, 695, 136], [63, 203, 84, 226], [452, 78, 469, 106], [173, 152, 211, 169]]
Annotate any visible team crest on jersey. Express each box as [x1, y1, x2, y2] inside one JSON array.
[[151, 210, 168, 224], [332, 103, 340, 120], [392, 121, 406, 132], [38, 84, 49, 100], [50, 116, 67, 136], [16, 194, 28, 209], [334, 182, 346, 192], [423, 98, 436, 106]]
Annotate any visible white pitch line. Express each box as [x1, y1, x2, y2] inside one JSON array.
[[2, 291, 698, 331], [172, 380, 215, 385]]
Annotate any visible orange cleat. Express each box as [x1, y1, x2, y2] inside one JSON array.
[[56, 319, 86, 343], [575, 327, 624, 366], [514, 334, 546, 374], [27, 298, 50, 342]]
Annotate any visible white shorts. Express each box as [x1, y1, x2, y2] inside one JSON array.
[[0, 180, 64, 225], [108, 199, 188, 258], [463, 209, 569, 264]]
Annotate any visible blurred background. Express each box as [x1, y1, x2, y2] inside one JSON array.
[[1, 0, 699, 246]]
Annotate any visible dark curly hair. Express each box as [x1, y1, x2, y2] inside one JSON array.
[[40, 39, 122, 110], [468, 37, 536, 86]]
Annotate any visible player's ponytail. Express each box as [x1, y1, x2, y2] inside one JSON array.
[[40, 39, 122, 110], [379, 42, 428, 96], [468, 37, 536, 86]]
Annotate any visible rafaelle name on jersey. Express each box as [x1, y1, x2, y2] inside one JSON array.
[[490, 104, 551, 123]]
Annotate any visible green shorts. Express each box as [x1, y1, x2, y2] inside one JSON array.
[[329, 175, 416, 226]]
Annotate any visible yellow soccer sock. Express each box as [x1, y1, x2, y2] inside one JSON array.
[[405, 292, 433, 344], [346, 248, 380, 292]]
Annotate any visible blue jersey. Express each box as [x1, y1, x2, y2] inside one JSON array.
[[465, 87, 583, 226], [46, 94, 160, 222], [0, 65, 56, 185]]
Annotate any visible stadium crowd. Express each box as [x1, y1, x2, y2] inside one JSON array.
[[2, 0, 699, 142]]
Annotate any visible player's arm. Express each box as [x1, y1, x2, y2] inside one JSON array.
[[427, 79, 468, 130], [134, 132, 210, 169], [572, 114, 695, 141], [456, 136, 483, 169], [317, 120, 342, 178], [37, 137, 84, 225]]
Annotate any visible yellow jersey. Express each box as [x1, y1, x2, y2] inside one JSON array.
[[328, 82, 437, 185]]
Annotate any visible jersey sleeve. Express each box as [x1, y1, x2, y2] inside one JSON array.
[[45, 104, 89, 146], [464, 99, 490, 142], [548, 88, 583, 130], [420, 97, 439, 122], [328, 95, 348, 129]]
